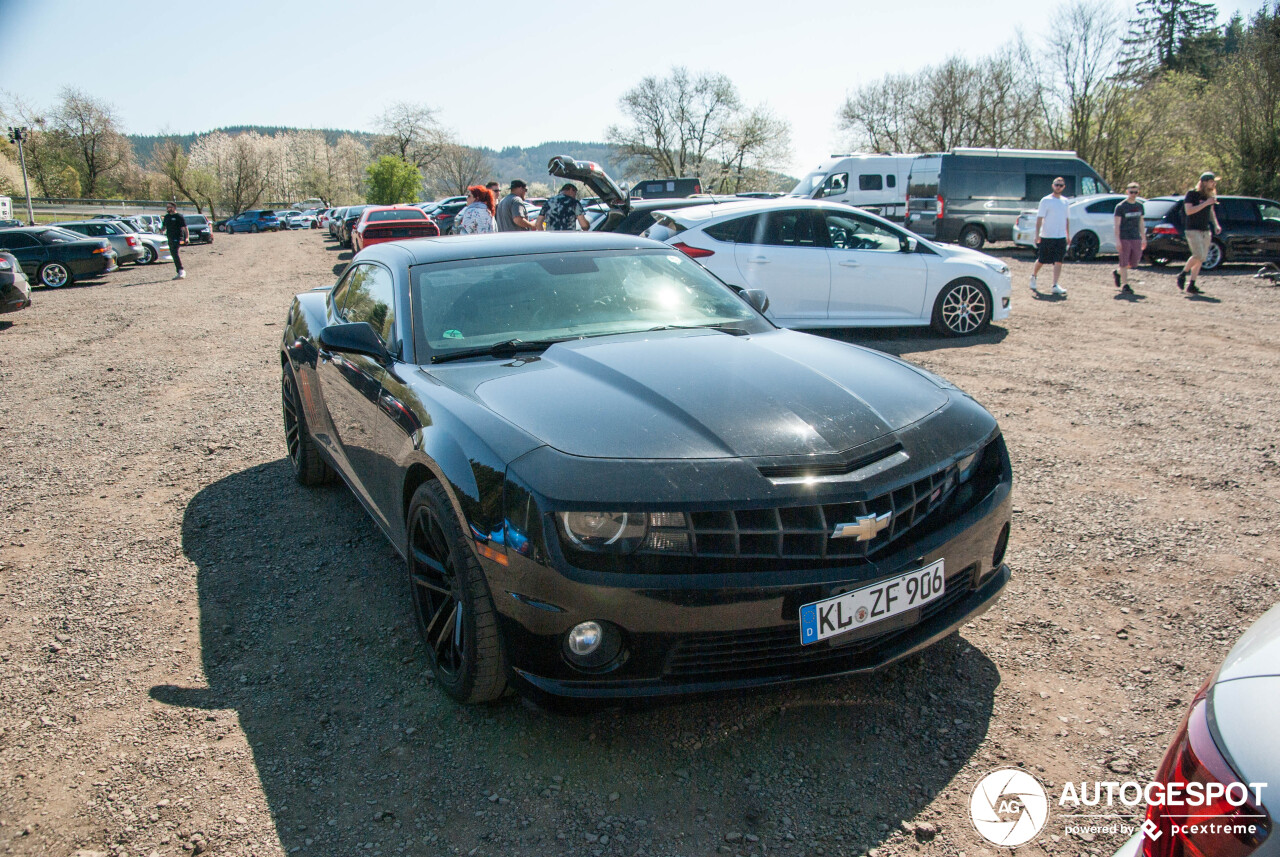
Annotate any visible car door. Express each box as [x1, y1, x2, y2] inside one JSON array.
[[1257, 200, 1280, 260], [314, 261, 396, 533], [1216, 198, 1263, 261], [0, 232, 49, 276], [732, 209, 830, 325], [820, 209, 929, 322]]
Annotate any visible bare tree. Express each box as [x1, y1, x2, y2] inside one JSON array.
[[372, 102, 449, 172], [711, 106, 792, 193], [608, 67, 743, 179], [48, 88, 132, 197], [152, 138, 217, 215], [427, 143, 490, 196]]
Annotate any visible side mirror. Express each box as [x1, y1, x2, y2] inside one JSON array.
[[319, 322, 390, 363], [742, 289, 770, 314]]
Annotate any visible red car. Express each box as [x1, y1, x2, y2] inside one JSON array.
[[352, 206, 439, 252]]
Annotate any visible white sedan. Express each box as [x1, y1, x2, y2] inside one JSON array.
[[1012, 193, 1147, 260], [644, 199, 1011, 337]]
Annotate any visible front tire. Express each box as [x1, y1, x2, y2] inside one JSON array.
[[958, 225, 986, 250], [407, 481, 508, 704], [140, 245, 158, 265], [282, 364, 333, 486], [932, 279, 992, 337], [38, 262, 71, 289], [1203, 240, 1224, 271], [1069, 230, 1099, 261]]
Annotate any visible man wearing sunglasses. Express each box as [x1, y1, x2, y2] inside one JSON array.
[[1113, 183, 1145, 294], [1030, 177, 1070, 297]]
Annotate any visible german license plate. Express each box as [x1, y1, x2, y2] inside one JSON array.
[[799, 559, 945, 645]]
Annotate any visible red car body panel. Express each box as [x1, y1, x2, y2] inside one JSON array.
[[353, 206, 440, 252]]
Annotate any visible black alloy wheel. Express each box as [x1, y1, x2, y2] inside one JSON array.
[[37, 262, 71, 289], [932, 279, 992, 337], [1070, 230, 1100, 261], [407, 481, 508, 704], [281, 364, 333, 485], [958, 225, 986, 250]]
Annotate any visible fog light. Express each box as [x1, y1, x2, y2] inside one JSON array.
[[568, 621, 602, 656], [991, 522, 1010, 571]]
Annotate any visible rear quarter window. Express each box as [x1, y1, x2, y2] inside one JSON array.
[[704, 218, 745, 242]]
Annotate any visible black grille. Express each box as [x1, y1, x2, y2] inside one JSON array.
[[639, 464, 959, 561], [663, 573, 971, 681]]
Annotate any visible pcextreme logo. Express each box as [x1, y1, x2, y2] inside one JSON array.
[[970, 768, 1051, 847]]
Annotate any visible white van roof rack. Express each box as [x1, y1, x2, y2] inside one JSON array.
[[950, 147, 1078, 158]]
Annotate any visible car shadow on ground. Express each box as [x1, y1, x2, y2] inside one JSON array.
[[154, 460, 1000, 855], [0, 319, 13, 331], [807, 325, 1008, 357]]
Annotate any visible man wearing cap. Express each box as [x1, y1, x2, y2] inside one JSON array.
[[495, 180, 536, 232], [534, 183, 590, 232], [1177, 172, 1222, 295]]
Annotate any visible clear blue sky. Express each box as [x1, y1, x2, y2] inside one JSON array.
[[0, 0, 1262, 178]]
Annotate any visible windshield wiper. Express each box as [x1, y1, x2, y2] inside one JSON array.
[[430, 337, 577, 364], [647, 323, 751, 336]]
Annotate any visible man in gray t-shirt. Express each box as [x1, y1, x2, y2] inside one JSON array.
[[496, 180, 536, 232]]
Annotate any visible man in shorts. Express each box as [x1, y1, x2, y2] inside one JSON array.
[[1113, 182, 1146, 294], [1030, 177, 1069, 297], [1177, 172, 1221, 296], [534, 183, 590, 232]]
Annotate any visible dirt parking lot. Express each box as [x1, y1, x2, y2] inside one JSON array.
[[1, 230, 1278, 857]]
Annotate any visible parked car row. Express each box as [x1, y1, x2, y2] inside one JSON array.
[[0, 226, 120, 288]]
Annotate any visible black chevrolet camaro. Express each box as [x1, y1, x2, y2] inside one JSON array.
[[281, 233, 1012, 703]]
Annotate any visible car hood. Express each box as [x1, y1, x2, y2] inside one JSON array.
[[429, 329, 949, 459], [547, 155, 629, 211], [929, 241, 1005, 268]]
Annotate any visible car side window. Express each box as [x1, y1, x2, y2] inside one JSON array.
[[0, 233, 38, 249], [704, 217, 747, 243], [341, 264, 396, 344], [858, 174, 883, 191], [742, 211, 822, 248], [1218, 199, 1258, 224], [1082, 176, 1098, 195], [820, 173, 848, 198], [1259, 202, 1280, 223], [886, 174, 896, 188], [823, 212, 904, 252], [329, 265, 364, 318]]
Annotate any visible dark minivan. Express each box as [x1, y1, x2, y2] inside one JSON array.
[[906, 148, 1109, 250]]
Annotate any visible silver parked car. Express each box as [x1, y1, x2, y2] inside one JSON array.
[[55, 220, 146, 265], [1111, 600, 1279, 857], [109, 219, 174, 265]]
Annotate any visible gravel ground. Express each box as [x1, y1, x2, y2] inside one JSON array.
[[1, 230, 1277, 857]]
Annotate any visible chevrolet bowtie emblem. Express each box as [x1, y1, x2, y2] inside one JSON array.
[[831, 512, 891, 541]]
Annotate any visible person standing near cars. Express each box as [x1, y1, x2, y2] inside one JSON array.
[[1113, 182, 1146, 295], [1030, 177, 1069, 297], [496, 180, 536, 232], [534, 183, 590, 232], [161, 202, 187, 280], [454, 186, 496, 234], [1177, 172, 1221, 296]]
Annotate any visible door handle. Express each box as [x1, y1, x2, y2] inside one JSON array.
[[838, 260, 860, 267], [747, 257, 771, 264]]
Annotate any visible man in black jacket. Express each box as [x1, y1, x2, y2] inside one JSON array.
[[161, 203, 188, 280]]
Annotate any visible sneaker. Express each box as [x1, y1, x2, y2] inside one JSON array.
[[1122, 284, 1134, 294], [178, 269, 186, 279], [1187, 283, 1202, 295], [172, 273, 182, 280], [1176, 270, 1187, 291], [1052, 284, 1067, 296], [1113, 269, 1122, 288], [1029, 275, 1038, 294]]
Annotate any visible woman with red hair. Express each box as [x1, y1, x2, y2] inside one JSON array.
[[454, 185, 496, 234]]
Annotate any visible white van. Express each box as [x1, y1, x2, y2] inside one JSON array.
[[0, 196, 12, 221], [787, 154, 918, 221]]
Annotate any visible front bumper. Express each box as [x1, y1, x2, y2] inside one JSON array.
[[492, 464, 1012, 700]]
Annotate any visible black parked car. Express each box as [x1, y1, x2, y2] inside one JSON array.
[[0, 227, 117, 288], [1146, 195, 1280, 271], [0, 250, 32, 313], [185, 214, 213, 244], [339, 205, 370, 247], [429, 202, 467, 236], [281, 232, 1013, 704]]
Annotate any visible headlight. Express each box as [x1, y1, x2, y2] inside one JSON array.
[[559, 512, 647, 553], [957, 447, 984, 483], [0, 259, 10, 270], [982, 260, 1010, 276]]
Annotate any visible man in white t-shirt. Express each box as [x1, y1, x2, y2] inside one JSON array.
[[1030, 177, 1070, 297]]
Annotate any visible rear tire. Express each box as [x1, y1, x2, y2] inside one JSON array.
[[931, 279, 992, 337], [139, 245, 158, 265], [1203, 240, 1224, 271], [407, 481, 508, 704], [958, 225, 986, 250], [1069, 230, 1100, 261], [37, 262, 71, 289]]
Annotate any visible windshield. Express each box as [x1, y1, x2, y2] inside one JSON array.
[[368, 209, 426, 222], [790, 171, 828, 197], [185, 215, 207, 225], [412, 249, 770, 360]]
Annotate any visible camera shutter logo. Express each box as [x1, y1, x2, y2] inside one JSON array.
[[970, 768, 1050, 847]]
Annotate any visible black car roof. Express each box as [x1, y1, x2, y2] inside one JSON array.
[[360, 231, 668, 266]]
